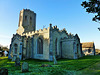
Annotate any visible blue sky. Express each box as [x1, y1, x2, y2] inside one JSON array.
[[0, 0, 100, 49]]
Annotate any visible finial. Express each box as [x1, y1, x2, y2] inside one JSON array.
[[49, 23, 52, 27]]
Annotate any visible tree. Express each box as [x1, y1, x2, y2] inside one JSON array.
[[2, 47, 9, 51], [0, 47, 2, 51], [81, 0, 100, 23], [98, 28, 100, 31]]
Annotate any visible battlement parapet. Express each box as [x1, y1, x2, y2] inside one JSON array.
[[58, 28, 68, 35], [39, 29, 43, 31], [23, 9, 35, 13], [53, 26, 57, 29], [68, 33, 74, 39], [52, 25, 59, 31], [12, 33, 22, 43], [22, 27, 50, 36], [13, 33, 22, 39], [35, 30, 39, 33]]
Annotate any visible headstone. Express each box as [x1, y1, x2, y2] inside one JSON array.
[[15, 57, 20, 66], [21, 62, 29, 72], [12, 55, 17, 61], [0, 68, 8, 75]]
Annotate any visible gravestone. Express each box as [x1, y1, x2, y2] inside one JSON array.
[[12, 55, 17, 61], [21, 62, 29, 72], [0, 68, 8, 75], [15, 57, 20, 66]]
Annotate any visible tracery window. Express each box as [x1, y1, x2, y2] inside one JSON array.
[[37, 38, 43, 54], [77, 44, 79, 53], [14, 44, 18, 54]]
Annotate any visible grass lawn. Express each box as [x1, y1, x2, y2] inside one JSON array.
[[0, 56, 100, 75]]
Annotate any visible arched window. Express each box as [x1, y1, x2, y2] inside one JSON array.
[[30, 17, 32, 25], [37, 38, 43, 54], [55, 38, 57, 55], [30, 17, 32, 20], [14, 44, 18, 54], [77, 44, 79, 53], [73, 42, 75, 52]]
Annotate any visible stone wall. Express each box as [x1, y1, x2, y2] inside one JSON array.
[[23, 27, 50, 60], [51, 26, 69, 58], [62, 39, 74, 59]]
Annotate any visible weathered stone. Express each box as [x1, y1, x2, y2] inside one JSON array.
[[0, 68, 8, 75], [15, 57, 20, 66], [21, 62, 29, 72]]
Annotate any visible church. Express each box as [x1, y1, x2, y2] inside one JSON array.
[[8, 9, 83, 61]]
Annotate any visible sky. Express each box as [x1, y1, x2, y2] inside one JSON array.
[[0, 0, 100, 49]]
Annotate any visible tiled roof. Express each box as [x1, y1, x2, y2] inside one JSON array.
[[82, 42, 94, 48]]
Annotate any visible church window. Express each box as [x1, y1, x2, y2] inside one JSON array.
[[77, 44, 79, 53], [55, 38, 57, 55], [14, 44, 18, 54], [37, 38, 43, 54]]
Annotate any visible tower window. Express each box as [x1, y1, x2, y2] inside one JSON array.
[[30, 17, 32, 20], [25, 16, 27, 20]]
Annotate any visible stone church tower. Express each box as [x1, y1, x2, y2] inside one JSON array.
[[17, 9, 36, 35]]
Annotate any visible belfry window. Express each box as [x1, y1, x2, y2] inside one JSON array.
[[30, 17, 32, 25], [37, 38, 43, 54], [14, 44, 18, 54], [25, 16, 27, 20]]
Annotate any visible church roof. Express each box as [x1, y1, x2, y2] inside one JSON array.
[[82, 42, 94, 48]]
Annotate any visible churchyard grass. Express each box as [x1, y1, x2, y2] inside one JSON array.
[[0, 56, 100, 75]]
